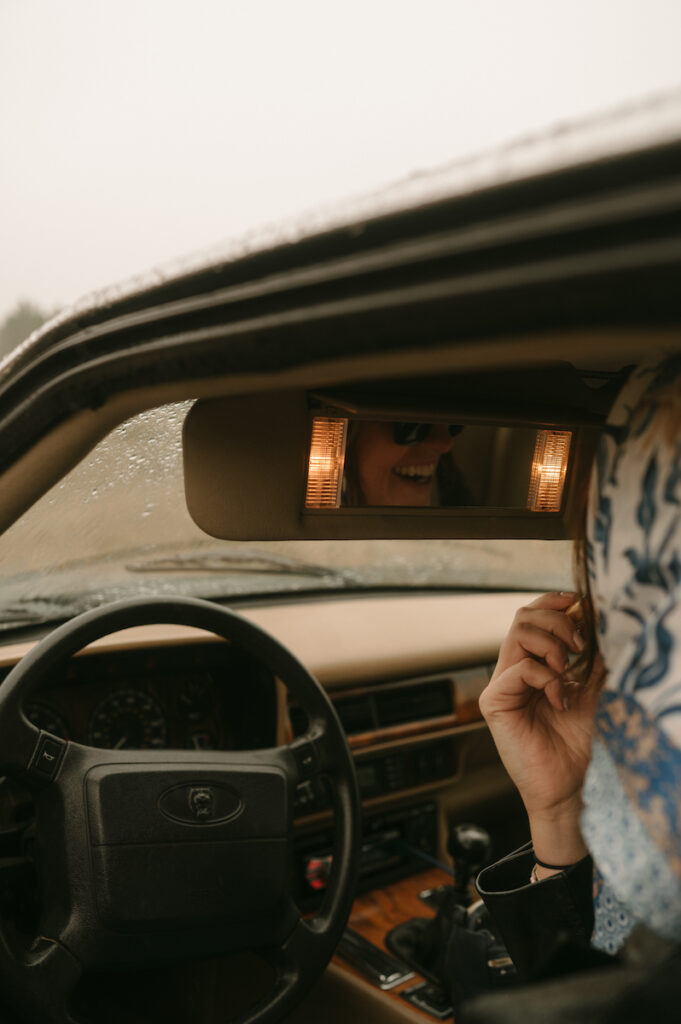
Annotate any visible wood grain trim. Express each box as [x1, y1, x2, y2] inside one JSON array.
[[454, 666, 493, 724], [326, 675, 455, 703], [456, 698, 484, 725], [289, 960, 427, 1024], [347, 714, 459, 750], [349, 719, 486, 761], [334, 868, 454, 1018]]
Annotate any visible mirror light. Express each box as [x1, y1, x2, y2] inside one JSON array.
[[527, 430, 572, 512], [305, 417, 348, 508]]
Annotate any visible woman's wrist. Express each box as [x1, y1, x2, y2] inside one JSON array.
[[527, 803, 588, 869]]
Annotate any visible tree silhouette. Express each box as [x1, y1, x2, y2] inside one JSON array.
[[0, 301, 53, 359]]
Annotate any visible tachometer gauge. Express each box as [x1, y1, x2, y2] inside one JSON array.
[[177, 676, 213, 722], [24, 703, 70, 740], [88, 690, 167, 749]]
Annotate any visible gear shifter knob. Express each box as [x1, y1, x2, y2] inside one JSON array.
[[447, 823, 492, 898]]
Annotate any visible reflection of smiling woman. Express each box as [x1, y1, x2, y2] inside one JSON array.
[[343, 421, 468, 506]]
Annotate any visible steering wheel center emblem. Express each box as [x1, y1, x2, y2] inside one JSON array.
[[158, 780, 243, 825], [189, 786, 214, 820]]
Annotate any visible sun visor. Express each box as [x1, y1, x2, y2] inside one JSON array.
[[183, 391, 597, 541]]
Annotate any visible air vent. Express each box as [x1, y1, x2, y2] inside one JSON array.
[[289, 675, 456, 740], [374, 680, 453, 727], [335, 697, 374, 734], [333, 676, 454, 736]]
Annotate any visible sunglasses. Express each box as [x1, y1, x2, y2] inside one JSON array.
[[392, 422, 464, 445]]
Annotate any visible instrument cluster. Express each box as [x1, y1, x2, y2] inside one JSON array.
[[13, 641, 277, 752]]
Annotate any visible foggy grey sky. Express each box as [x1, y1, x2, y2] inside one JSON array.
[[2, 0, 681, 324]]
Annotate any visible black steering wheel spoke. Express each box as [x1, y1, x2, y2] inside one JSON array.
[[247, 918, 338, 1024], [0, 597, 360, 1024], [287, 726, 332, 784], [0, 931, 83, 1024], [0, 714, 44, 783]]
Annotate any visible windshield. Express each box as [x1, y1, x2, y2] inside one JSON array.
[[0, 403, 572, 629]]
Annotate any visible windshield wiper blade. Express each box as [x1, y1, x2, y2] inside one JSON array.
[[0, 594, 83, 629], [0, 606, 45, 625], [125, 549, 348, 579]]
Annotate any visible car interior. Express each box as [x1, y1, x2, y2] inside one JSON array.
[[0, 104, 679, 1024]]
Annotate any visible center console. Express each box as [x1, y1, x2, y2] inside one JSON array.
[[288, 665, 499, 1019], [295, 802, 439, 909]]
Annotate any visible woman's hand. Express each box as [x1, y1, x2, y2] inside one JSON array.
[[479, 592, 601, 866]]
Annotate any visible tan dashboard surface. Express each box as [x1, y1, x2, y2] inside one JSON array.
[[0, 592, 537, 686]]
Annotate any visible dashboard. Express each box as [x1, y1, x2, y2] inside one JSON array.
[[1, 623, 506, 914], [1, 641, 277, 753], [0, 592, 531, 1022], [0, 593, 529, 823]]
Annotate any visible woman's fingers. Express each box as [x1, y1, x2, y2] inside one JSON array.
[[494, 596, 584, 681], [514, 614, 583, 669], [543, 675, 567, 712], [515, 605, 583, 651], [481, 657, 565, 716]]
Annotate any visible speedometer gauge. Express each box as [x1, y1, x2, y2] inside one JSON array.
[[88, 690, 167, 749]]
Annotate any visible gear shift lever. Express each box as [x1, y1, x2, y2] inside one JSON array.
[[385, 821, 515, 1015], [448, 822, 493, 905], [385, 823, 493, 979]]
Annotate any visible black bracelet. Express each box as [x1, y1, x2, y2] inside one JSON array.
[[534, 855, 579, 871]]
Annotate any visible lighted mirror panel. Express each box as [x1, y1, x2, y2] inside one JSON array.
[[305, 418, 572, 512]]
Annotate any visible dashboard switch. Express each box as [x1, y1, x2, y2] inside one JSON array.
[[293, 743, 317, 779], [401, 981, 452, 1019], [336, 928, 414, 990], [30, 733, 66, 781], [304, 853, 333, 891]]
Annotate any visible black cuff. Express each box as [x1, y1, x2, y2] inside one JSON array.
[[476, 845, 594, 981]]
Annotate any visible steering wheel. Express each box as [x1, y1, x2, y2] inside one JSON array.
[[0, 597, 360, 1024]]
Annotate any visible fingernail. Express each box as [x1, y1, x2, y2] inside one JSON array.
[[573, 632, 585, 651], [563, 696, 570, 711]]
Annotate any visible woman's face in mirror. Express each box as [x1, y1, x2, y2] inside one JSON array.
[[351, 421, 454, 506]]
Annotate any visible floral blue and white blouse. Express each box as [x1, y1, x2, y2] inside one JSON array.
[[581, 359, 681, 953]]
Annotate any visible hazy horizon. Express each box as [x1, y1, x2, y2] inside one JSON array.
[[2, 0, 681, 328]]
